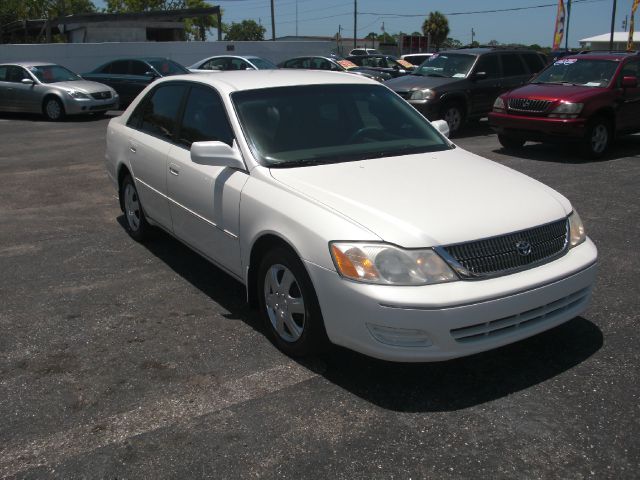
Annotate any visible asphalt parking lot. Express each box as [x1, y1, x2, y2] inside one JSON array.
[[0, 112, 638, 479]]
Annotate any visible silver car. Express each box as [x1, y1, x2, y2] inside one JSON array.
[[0, 62, 119, 121]]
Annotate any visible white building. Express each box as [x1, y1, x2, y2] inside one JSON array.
[[579, 31, 640, 50]]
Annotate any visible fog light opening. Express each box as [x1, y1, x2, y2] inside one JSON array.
[[366, 323, 432, 348]]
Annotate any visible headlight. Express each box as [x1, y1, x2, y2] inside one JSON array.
[[493, 96, 506, 112], [410, 89, 435, 101], [568, 211, 586, 248], [330, 242, 457, 285], [549, 102, 583, 119], [66, 90, 90, 99]]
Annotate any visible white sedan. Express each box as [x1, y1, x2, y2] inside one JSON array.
[[105, 70, 597, 362]]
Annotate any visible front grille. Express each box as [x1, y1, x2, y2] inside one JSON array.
[[439, 218, 568, 278], [91, 91, 112, 100], [450, 287, 590, 343], [508, 98, 552, 113]]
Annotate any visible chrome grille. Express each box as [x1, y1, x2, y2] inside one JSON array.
[[91, 91, 112, 100], [450, 287, 590, 343], [508, 98, 551, 113], [438, 218, 568, 278]]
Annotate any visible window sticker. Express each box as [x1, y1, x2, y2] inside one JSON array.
[[397, 59, 413, 69], [337, 59, 358, 69], [452, 73, 466, 78], [554, 58, 578, 66]]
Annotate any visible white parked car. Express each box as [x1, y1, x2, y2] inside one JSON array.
[[105, 70, 597, 362], [188, 55, 277, 73]]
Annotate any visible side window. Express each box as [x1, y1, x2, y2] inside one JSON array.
[[522, 53, 545, 73], [110, 60, 130, 75], [501, 54, 527, 76], [0, 66, 7, 81], [620, 60, 639, 79], [177, 85, 234, 147], [6, 66, 28, 83], [474, 55, 500, 78], [130, 61, 149, 76], [230, 58, 249, 70], [138, 84, 186, 141], [98, 63, 112, 74]]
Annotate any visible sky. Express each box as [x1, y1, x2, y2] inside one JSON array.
[[94, 0, 638, 47]]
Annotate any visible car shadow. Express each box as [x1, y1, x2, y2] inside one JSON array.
[[0, 110, 121, 123], [452, 119, 495, 139], [492, 133, 640, 163], [118, 216, 603, 413]]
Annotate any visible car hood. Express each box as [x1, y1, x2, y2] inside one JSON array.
[[506, 83, 605, 103], [51, 80, 114, 93], [269, 148, 571, 248], [385, 74, 466, 91]]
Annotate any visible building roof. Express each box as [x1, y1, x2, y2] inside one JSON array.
[[580, 32, 640, 42]]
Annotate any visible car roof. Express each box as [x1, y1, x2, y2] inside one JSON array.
[[154, 70, 374, 95], [565, 52, 636, 61], [1, 62, 57, 67]]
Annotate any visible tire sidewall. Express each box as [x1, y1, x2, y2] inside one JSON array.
[[120, 175, 148, 242], [584, 117, 611, 159], [440, 102, 465, 135], [43, 97, 65, 121], [257, 247, 327, 357]]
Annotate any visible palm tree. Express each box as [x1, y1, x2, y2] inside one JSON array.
[[422, 11, 450, 51]]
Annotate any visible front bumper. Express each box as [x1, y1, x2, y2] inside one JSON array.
[[489, 112, 587, 139], [405, 99, 440, 120], [62, 95, 119, 115], [306, 239, 597, 362]]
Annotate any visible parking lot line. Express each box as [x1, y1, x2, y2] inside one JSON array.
[[0, 363, 318, 477]]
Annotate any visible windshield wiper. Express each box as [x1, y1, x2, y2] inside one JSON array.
[[269, 157, 348, 168]]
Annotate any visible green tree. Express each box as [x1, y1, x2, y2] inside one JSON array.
[[422, 11, 449, 51], [487, 39, 501, 47], [224, 19, 265, 41], [441, 37, 462, 49]]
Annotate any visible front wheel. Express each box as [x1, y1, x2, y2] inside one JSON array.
[[498, 134, 526, 150], [583, 117, 611, 159], [257, 247, 328, 357], [43, 97, 65, 121], [440, 103, 465, 135]]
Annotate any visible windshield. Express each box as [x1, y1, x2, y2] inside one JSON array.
[[413, 53, 476, 78], [146, 59, 189, 76], [29, 65, 81, 83], [249, 58, 278, 69], [232, 84, 451, 167], [533, 58, 618, 87]]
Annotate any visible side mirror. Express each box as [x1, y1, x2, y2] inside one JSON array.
[[432, 119, 450, 138], [21, 78, 34, 85], [473, 71, 488, 80], [622, 75, 638, 88], [190, 141, 245, 170]]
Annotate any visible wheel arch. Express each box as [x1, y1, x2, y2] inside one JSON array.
[[41, 92, 64, 113], [590, 107, 616, 133]]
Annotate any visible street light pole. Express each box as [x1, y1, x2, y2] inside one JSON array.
[[609, 0, 617, 50], [353, 0, 357, 50], [271, 0, 276, 41], [565, 0, 572, 50]]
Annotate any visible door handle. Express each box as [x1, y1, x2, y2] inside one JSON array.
[[169, 166, 180, 176], [128, 142, 137, 153]]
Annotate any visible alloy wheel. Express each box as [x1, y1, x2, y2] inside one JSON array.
[[590, 124, 608, 154], [263, 263, 306, 342], [45, 99, 62, 120], [443, 106, 462, 133], [123, 183, 141, 232]]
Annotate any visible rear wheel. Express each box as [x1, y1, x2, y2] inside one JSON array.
[[257, 247, 328, 357], [120, 174, 149, 242], [498, 134, 526, 150], [583, 117, 611, 159], [43, 97, 65, 121]]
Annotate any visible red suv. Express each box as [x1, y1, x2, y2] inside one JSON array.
[[489, 52, 640, 158]]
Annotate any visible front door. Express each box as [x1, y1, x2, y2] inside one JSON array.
[[469, 54, 502, 116], [166, 84, 248, 276], [616, 59, 640, 131]]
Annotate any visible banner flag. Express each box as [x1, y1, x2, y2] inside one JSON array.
[[552, 0, 566, 50]]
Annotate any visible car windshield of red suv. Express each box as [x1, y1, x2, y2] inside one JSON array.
[[532, 59, 618, 87]]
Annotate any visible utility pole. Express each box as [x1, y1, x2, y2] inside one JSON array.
[[295, 0, 298, 37], [353, 0, 357, 50], [471, 27, 475, 45], [565, 0, 572, 51], [270, 0, 276, 41], [609, 0, 617, 51], [623, 15, 628, 32]]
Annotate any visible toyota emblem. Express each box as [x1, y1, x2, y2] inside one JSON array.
[[515, 240, 532, 256]]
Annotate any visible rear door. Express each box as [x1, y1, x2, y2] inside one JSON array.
[[166, 83, 247, 275], [498, 53, 531, 92], [126, 83, 188, 230]]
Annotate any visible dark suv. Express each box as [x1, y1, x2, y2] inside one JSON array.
[[489, 51, 640, 158], [386, 48, 547, 134]]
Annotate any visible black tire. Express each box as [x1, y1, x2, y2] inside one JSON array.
[[43, 96, 65, 121], [257, 247, 329, 357], [582, 117, 611, 159], [440, 102, 465, 135], [498, 134, 526, 150], [120, 174, 150, 242]]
